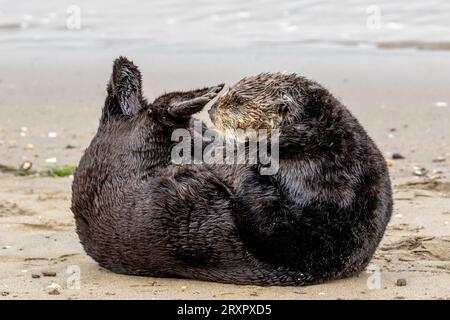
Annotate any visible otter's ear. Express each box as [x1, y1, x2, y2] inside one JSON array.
[[102, 57, 145, 120], [165, 84, 224, 118]]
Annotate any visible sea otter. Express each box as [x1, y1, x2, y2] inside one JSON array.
[[72, 57, 319, 285], [208, 73, 393, 280], [71, 57, 392, 286]]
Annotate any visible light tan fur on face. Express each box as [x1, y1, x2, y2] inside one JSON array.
[[212, 73, 304, 136]]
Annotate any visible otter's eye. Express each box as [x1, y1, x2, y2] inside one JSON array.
[[278, 103, 288, 116], [231, 94, 248, 106]]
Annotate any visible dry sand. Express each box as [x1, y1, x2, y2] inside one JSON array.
[[0, 46, 449, 299]]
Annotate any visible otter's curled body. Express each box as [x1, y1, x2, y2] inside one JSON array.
[[71, 58, 392, 285]]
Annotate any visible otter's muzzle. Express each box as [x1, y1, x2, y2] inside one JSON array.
[[208, 103, 218, 123]]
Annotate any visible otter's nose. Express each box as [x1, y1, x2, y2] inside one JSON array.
[[208, 105, 217, 122]]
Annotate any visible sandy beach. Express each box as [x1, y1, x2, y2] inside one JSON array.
[[1, 0, 450, 302], [0, 44, 449, 299]]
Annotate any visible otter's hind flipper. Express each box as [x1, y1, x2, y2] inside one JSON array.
[[102, 56, 148, 122]]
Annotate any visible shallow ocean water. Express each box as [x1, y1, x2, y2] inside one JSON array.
[[0, 0, 449, 50]]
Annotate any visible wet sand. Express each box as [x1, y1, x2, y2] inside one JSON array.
[[1, 46, 449, 299]]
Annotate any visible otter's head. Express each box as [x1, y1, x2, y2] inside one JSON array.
[[209, 73, 306, 136]]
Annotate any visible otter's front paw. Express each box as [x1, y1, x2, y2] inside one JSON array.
[[168, 84, 224, 118]]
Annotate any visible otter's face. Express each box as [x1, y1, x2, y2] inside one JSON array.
[[209, 91, 281, 131], [209, 73, 302, 134]]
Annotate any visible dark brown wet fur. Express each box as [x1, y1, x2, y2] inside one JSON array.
[[72, 57, 319, 285], [209, 73, 393, 281]]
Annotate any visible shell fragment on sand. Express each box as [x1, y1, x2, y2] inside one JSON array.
[[19, 160, 33, 171], [412, 166, 428, 177], [46, 283, 62, 295]]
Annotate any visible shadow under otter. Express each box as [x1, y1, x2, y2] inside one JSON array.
[[71, 57, 392, 286]]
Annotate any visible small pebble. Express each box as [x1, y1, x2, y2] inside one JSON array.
[[31, 274, 41, 279], [42, 271, 57, 277], [46, 283, 62, 295], [1, 291, 10, 296], [392, 153, 405, 160], [396, 278, 407, 286], [45, 157, 57, 164], [19, 160, 33, 171], [65, 144, 76, 149], [24, 143, 34, 150], [432, 156, 446, 163], [413, 166, 428, 177], [47, 132, 58, 138]]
